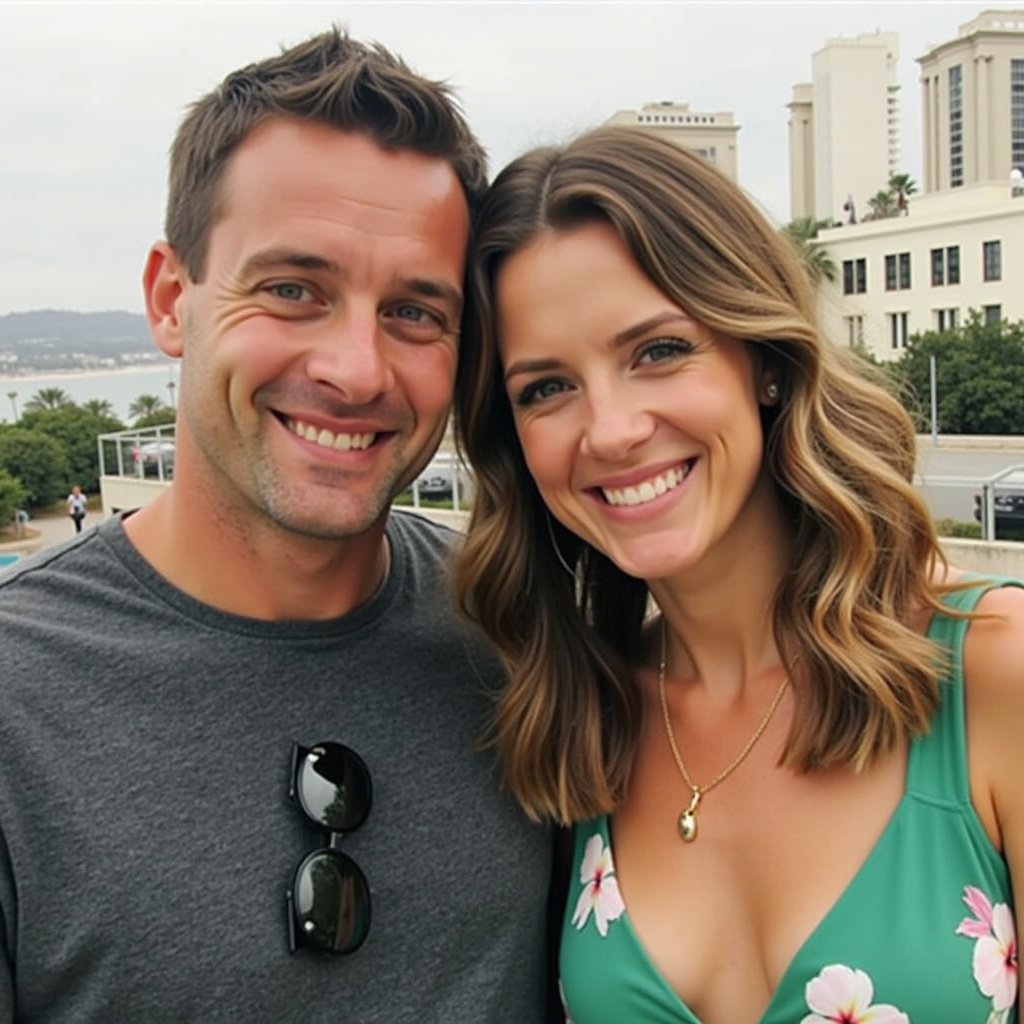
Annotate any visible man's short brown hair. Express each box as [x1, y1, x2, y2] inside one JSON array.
[[165, 26, 488, 281]]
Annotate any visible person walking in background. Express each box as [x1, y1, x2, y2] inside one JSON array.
[[0, 29, 550, 1023], [454, 126, 1023, 1023], [65, 483, 87, 533]]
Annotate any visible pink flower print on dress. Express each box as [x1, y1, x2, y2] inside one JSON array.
[[570, 833, 625, 937], [801, 964, 909, 1024], [956, 885, 1018, 1018]]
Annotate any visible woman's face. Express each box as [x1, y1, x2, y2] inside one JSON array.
[[495, 220, 777, 582]]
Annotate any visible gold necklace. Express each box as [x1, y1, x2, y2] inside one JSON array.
[[657, 620, 791, 843]]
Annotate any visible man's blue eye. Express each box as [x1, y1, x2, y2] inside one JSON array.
[[393, 304, 426, 321], [271, 283, 309, 302]]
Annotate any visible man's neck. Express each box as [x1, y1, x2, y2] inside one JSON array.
[[122, 488, 391, 622]]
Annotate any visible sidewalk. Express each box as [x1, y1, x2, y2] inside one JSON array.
[[5, 509, 110, 557]]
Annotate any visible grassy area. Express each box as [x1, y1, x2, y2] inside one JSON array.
[[934, 518, 982, 540]]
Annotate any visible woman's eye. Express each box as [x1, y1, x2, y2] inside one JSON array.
[[637, 338, 690, 365], [267, 282, 313, 303], [515, 379, 568, 406]]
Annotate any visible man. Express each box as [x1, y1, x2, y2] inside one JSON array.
[[0, 30, 549, 1022]]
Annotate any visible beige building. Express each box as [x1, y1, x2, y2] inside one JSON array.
[[815, 182, 1024, 360], [919, 9, 1024, 192], [789, 31, 901, 223], [607, 101, 739, 180]]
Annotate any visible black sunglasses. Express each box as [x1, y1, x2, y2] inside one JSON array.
[[286, 741, 372, 955]]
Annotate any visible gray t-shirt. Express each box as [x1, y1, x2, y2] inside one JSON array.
[[0, 511, 549, 1022]]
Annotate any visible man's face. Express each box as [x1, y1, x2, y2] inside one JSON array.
[[165, 119, 469, 541]]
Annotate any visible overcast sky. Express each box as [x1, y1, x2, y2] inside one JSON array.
[[0, 1, 1010, 314]]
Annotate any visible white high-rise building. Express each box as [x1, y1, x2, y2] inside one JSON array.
[[918, 9, 1024, 192], [607, 102, 739, 180], [788, 31, 901, 224]]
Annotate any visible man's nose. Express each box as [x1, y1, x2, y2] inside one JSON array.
[[304, 312, 394, 405]]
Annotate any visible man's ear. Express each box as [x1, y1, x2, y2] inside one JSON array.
[[143, 242, 188, 358]]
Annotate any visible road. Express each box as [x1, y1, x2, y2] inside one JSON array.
[[916, 445, 1024, 523]]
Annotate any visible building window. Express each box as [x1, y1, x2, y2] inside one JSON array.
[[885, 252, 910, 291], [949, 65, 963, 187], [842, 258, 867, 295], [935, 307, 959, 331], [984, 304, 1002, 325], [843, 314, 865, 347], [947, 245, 960, 284], [899, 252, 911, 289], [931, 245, 960, 285], [1012, 59, 1024, 172], [983, 240, 1002, 281], [888, 311, 909, 350]]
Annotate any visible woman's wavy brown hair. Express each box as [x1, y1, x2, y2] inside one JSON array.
[[454, 126, 949, 825]]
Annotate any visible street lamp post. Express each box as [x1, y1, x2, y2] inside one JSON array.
[[6, 391, 18, 422]]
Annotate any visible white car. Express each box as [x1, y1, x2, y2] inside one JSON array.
[[413, 453, 472, 501]]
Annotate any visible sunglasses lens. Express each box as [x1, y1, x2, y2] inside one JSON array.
[[296, 742, 372, 832], [293, 850, 371, 954]]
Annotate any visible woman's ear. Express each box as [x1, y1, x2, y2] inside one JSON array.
[[142, 242, 188, 358]]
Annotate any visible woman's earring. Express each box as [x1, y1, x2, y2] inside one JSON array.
[[764, 381, 780, 401], [545, 511, 578, 579]]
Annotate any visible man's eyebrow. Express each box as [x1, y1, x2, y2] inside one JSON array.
[[236, 254, 462, 311], [239, 249, 340, 276], [397, 277, 463, 313]]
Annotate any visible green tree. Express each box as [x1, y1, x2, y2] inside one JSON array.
[[888, 172, 917, 214], [0, 467, 27, 530], [864, 189, 900, 221], [82, 398, 116, 418], [128, 393, 167, 423], [782, 217, 837, 284], [24, 386, 74, 412], [133, 407, 177, 430], [0, 427, 69, 506], [20, 405, 125, 495], [891, 315, 1024, 434]]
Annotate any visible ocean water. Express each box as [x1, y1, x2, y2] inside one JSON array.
[[1, 364, 180, 424]]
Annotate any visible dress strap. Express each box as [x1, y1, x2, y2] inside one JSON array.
[[907, 575, 1023, 805]]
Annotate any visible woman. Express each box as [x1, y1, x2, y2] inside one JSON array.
[[66, 484, 87, 534], [454, 126, 1022, 1023]]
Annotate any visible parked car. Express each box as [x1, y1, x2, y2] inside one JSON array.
[[973, 467, 1024, 539], [132, 439, 176, 478], [412, 453, 472, 502]]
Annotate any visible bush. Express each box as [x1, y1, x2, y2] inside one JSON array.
[[0, 427, 69, 507], [0, 468, 27, 530], [934, 518, 982, 539], [19, 406, 124, 494]]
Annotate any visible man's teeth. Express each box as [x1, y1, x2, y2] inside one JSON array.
[[287, 419, 375, 452], [601, 465, 688, 507]]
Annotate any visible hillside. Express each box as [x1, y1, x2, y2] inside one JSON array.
[[0, 309, 156, 373]]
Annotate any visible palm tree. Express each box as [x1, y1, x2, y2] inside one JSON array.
[[782, 216, 837, 284], [25, 386, 73, 412], [865, 189, 900, 221], [888, 172, 917, 214], [82, 398, 115, 418], [128, 393, 167, 422]]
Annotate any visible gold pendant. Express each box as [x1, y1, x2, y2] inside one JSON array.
[[678, 790, 701, 843]]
